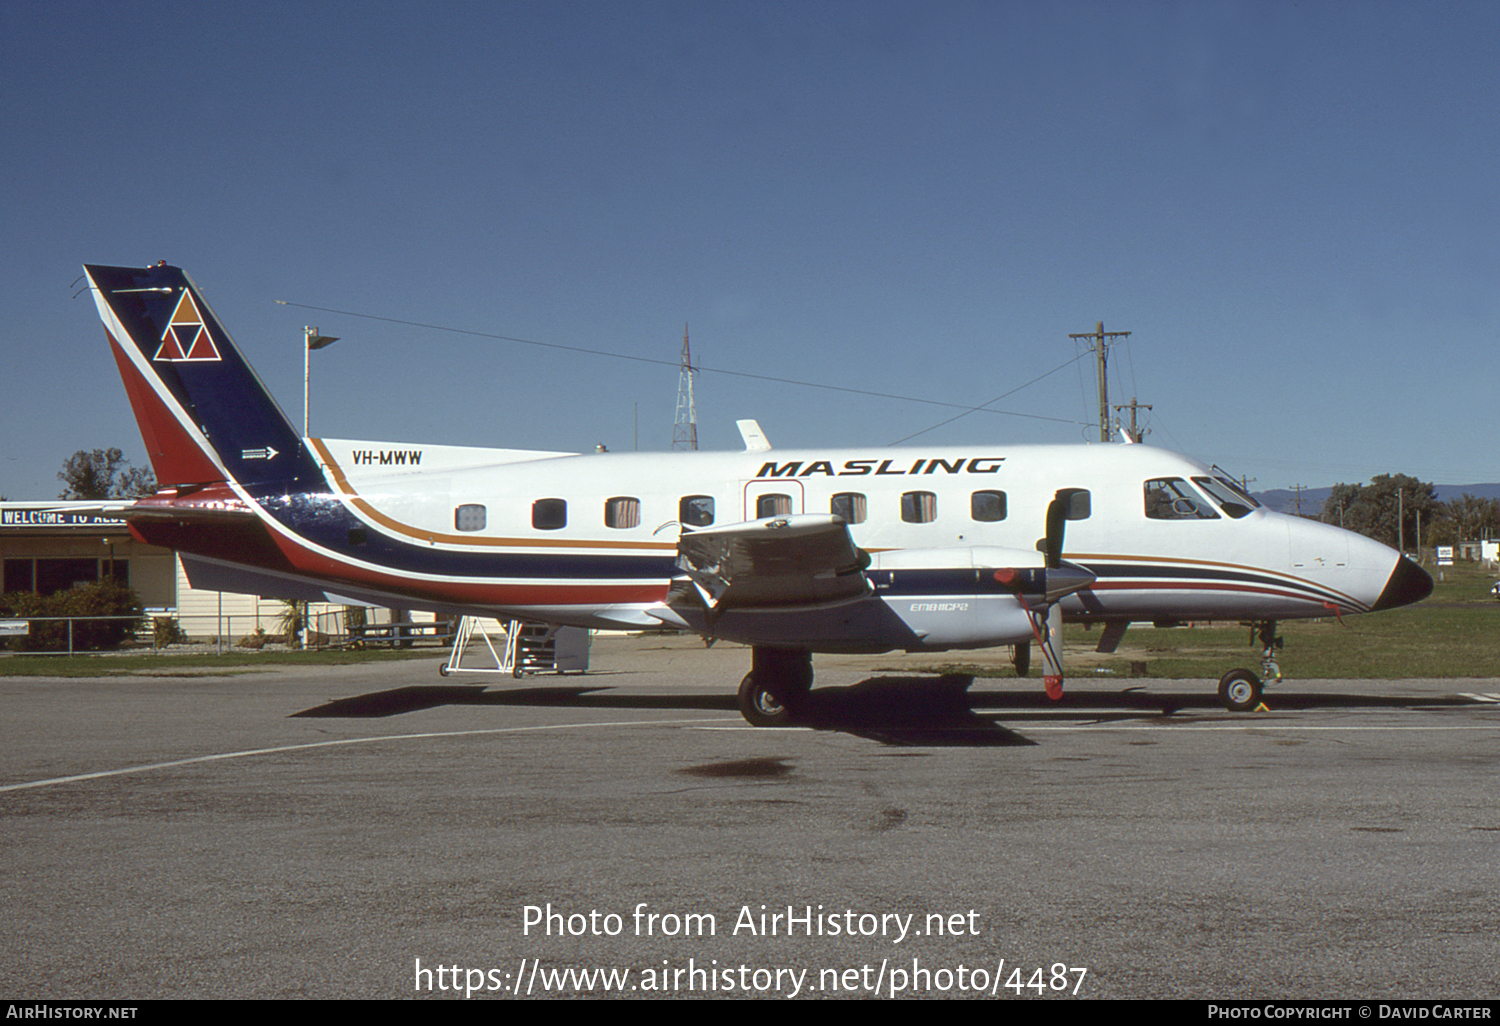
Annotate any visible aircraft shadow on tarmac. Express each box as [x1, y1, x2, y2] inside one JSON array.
[[290, 676, 1484, 748]]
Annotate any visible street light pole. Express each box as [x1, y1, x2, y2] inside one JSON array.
[[301, 326, 339, 652], [302, 326, 339, 437]]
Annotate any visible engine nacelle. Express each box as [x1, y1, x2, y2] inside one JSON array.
[[667, 545, 1094, 654], [866, 546, 1060, 650]]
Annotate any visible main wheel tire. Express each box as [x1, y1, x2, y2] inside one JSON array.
[[1218, 669, 1263, 712], [1012, 642, 1031, 678], [738, 672, 795, 727]]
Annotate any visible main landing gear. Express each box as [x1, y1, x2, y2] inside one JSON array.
[[1217, 620, 1283, 712], [738, 647, 813, 726]]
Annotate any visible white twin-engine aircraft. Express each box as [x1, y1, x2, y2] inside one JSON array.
[[86, 263, 1433, 725]]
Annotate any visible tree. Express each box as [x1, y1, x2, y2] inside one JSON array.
[[1319, 474, 1440, 550], [56, 448, 157, 500], [1444, 494, 1500, 544]]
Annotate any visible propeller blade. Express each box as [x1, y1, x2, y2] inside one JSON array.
[[1043, 487, 1091, 568], [1040, 602, 1064, 700], [1040, 488, 1092, 697], [1044, 495, 1066, 568]]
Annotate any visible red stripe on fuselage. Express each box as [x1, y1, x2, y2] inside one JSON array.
[[146, 500, 669, 608], [263, 524, 670, 606], [129, 515, 299, 574], [1087, 578, 1361, 611]]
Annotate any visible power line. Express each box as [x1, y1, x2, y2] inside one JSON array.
[[275, 299, 1086, 427], [888, 353, 1087, 444]]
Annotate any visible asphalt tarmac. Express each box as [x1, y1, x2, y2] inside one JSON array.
[[2, 635, 1498, 1000]]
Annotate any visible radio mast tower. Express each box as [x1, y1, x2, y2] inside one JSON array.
[[672, 324, 699, 450]]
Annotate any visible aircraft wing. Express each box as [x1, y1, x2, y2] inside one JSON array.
[[675, 514, 871, 613]]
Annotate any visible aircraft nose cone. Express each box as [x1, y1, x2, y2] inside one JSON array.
[[1371, 556, 1434, 611]]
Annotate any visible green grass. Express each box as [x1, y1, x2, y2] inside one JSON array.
[[2, 567, 1494, 680], [928, 562, 1500, 680]]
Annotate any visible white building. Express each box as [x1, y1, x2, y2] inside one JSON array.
[[1, 501, 352, 638]]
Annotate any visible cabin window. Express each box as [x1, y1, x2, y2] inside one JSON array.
[[1144, 479, 1218, 520], [970, 490, 1007, 522], [830, 492, 867, 524], [605, 496, 641, 529], [901, 491, 938, 524], [532, 498, 568, 530], [680, 495, 715, 527], [454, 504, 486, 532], [756, 493, 793, 518]]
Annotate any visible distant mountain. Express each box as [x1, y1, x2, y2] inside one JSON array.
[[1252, 483, 1500, 516], [1254, 487, 1333, 517]]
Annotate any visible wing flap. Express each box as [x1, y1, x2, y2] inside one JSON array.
[[676, 514, 871, 612]]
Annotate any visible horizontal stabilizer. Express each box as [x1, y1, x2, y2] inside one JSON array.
[[42, 487, 257, 524]]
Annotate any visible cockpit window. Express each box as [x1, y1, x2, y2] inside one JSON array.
[[1193, 477, 1257, 519], [1144, 478, 1219, 520]]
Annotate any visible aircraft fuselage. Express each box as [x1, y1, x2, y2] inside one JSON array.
[[144, 434, 1425, 653]]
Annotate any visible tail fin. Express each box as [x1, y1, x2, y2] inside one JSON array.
[[85, 263, 323, 495]]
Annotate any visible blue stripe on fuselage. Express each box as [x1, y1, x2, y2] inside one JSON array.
[[251, 491, 678, 581]]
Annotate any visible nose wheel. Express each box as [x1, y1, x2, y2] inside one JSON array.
[[1218, 668, 1263, 712]]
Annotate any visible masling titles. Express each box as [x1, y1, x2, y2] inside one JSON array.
[[753, 457, 1004, 478]]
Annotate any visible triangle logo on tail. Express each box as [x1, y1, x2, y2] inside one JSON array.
[[153, 290, 221, 362]]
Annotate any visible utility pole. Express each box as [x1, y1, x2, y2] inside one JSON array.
[[1398, 488, 1405, 553], [1112, 396, 1152, 442], [672, 324, 699, 451], [1069, 321, 1131, 441]]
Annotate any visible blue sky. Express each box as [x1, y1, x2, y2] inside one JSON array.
[[4, 0, 1497, 501]]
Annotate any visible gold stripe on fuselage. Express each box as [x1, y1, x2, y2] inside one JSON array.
[[309, 438, 676, 553]]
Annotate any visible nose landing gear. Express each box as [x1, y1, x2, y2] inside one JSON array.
[[1219, 620, 1282, 712]]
